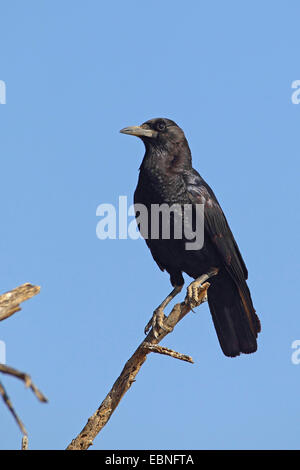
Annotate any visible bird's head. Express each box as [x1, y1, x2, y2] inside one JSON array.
[[120, 118, 192, 171], [120, 117, 185, 146]]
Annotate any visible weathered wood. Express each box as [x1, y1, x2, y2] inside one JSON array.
[[0, 283, 40, 322]]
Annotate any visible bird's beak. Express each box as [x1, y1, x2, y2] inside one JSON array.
[[120, 125, 157, 138]]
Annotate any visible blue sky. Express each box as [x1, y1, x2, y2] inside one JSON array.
[[0, 0, 299, 450]]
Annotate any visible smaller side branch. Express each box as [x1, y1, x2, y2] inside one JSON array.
[[0, 381, 27, 435], [0, 364, 48, 403], [143, 343, 194, 363], [0, 283, 40, 322]]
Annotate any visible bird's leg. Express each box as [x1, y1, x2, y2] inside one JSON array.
[[144, 285, 183, 338], [185, 268, 219, 310]]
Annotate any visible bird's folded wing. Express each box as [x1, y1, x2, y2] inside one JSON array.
[[183, 169, 248, 283]]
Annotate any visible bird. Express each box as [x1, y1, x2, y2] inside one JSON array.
[[120, 118, 261, 357]]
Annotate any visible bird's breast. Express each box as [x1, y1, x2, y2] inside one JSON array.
[[135, 169, 189, 206]]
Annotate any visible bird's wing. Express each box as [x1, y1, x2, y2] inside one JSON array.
[[183, 169, 248, 282], [184, 170, 260, 354]]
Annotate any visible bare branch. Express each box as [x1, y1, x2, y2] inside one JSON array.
[[143, 343, 194, 363], [66, 273, 215, 450], [0, 283, 40, 322], [0, 282, 47, 441], [0, 380, 27, 435], [0, 364, 48, 403], [21, 435, 28, 450]]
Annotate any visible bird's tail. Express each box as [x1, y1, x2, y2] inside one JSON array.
[[207, 273, 261, 357]]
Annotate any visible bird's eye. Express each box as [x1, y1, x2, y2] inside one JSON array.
[[156, 121, 166, 131]]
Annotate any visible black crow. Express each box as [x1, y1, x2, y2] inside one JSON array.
[[120, 118, 261, 357]]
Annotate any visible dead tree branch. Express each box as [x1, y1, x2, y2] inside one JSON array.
[[0, 283, 47, 439], [142, 343, 194, 363], [0, 364, 48, 403], [21, 435, 28, 450], [0, 380, 27, 435], [67, 272, 216, 450], [0, 283, 40, 322]]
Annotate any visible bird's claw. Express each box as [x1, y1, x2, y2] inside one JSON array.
[[144, 307, 172, 338], [185, 281, 210, 310]]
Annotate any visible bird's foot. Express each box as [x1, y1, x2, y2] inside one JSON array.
[[144, 307, 172, 338], [185, 280, 210, 310]]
